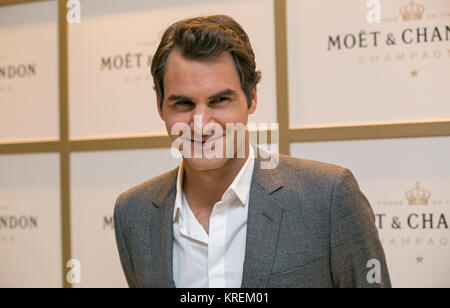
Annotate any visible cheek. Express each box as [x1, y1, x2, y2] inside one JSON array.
[[222, 107, 249, 126], [164, 115, 191, 138], [216, 100, 249, 125]]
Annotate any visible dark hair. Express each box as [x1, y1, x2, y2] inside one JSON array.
[[151, 15, 261, 111]]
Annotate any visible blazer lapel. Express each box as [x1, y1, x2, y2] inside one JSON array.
[[149, 147, 285, 288], [151, 168, 178, 288], [241, 151, 285, 288]]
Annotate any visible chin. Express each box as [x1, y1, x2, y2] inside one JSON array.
[[183, 156, 229, 171]]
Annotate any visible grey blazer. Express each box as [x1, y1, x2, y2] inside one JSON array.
[[114, 149, 391, 288]]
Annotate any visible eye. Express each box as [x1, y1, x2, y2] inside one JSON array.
[[175, 100, 194, 106], [211, 97, 230, 104]]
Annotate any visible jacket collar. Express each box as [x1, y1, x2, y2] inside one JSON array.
[[150, 145, 285, 288], [151, 145, 283, 207], [241, 146, 286, 287]]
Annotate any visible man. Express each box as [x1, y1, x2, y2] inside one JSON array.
[[114, 15, 391, 288]]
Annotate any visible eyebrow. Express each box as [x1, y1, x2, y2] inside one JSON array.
[[167, 94, 192, 102], [208, 89, 238, 100], [166, 88, 238, 102]]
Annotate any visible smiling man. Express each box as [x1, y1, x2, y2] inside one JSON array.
[[113, 15, 391, 288]]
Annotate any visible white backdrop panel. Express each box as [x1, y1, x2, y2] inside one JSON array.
[[70, 149, 181, 287], [0, 153, 62, 288], [287, 0, 450, 127], [69, 0, 276, 139], [291, 137, 450, 288], [0, 1, 59, 142]]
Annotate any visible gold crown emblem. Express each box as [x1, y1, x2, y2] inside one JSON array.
[[405, 182, 431, 205], [400, 1, 425, 21]]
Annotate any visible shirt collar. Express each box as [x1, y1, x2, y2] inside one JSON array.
[[173, 145, 255, 222], [173, 158, 185, 222], [227, 145, 255, 206]]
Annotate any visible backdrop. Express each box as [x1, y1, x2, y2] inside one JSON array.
[[0, 0, 449, 288]]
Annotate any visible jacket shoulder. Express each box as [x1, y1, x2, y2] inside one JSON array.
[[115, 167, 178, 215], [271, 154, 358, 210], [276, 154, 348, 185]]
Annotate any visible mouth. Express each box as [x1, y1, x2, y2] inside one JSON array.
[[183, 135, 224, 146]]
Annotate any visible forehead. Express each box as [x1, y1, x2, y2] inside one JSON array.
[[163, 49, 242, 97]]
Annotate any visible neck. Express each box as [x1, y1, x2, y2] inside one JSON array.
[[182, 142, 251, 208]]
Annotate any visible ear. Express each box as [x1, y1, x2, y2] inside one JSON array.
[[156, 95, 164, 120], [248, 86, 257, 115]]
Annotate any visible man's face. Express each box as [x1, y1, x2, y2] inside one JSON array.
[[157, 49, 257, 171]]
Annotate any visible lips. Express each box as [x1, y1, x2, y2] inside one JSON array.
[[184, 135, 224, 146]]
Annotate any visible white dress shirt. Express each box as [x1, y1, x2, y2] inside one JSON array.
[[172, 146, 255, 288]]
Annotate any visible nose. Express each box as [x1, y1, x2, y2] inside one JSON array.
[[190, 104, 213, 138]]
